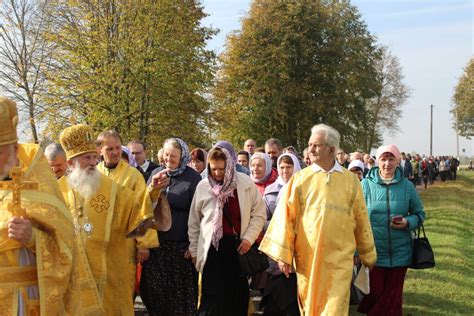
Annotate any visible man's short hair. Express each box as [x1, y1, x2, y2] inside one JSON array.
[[311, 124, 340, 149], [127, 139, 146, 150], [44, 143, 66, 161], [265, 138, 282, 150], [96, 130, 122, 147], [237, 150, 250, 160]]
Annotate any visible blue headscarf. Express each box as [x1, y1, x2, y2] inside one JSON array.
[[166, 138, 190, 177]]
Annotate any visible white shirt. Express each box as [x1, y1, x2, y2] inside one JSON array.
[[140, 160, 150, 172], [312, 160, 344, 173]]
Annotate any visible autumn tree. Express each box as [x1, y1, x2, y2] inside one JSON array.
[[212, 0, 380, 151], [0, 0, 53, 143], [452, 58, 473, 138], [43, 0, 216, 149], [358, 45, 410, 152]]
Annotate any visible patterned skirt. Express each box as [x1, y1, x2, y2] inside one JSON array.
[[140, 240, 198, 316]]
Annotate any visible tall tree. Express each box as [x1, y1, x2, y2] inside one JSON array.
[[452, 58, 473, 138], [212, 0, 380, 151], [43, 0, 216, 149], [359, 45, 410, 152], [0, 0, 52, 142]]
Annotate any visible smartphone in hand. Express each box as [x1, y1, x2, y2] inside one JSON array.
[[391, 215, 403, 223]]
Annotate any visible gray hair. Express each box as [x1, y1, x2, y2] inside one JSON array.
[[44, 143, 66, 161], [311, 124, 340, 149]]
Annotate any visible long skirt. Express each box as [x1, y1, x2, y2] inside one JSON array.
[[262, 273, 300, 316], [357, 266, 408, 316], [198, 236, 249, 316], [140, 240, 198, 316]]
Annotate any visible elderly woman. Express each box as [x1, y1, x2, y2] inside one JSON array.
[[189, 148, 207, 174], [358, 145, 425, 316], [262, 153, 301, 316], [188, 146, 266, 315], [141, 138, 202, 316], [250, 152, 278, 195]]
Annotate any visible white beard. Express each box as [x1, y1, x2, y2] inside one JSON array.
[[67, 161, 101, 200], [0, 149, 17, 180]]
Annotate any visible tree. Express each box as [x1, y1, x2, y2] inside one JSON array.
[[358, 45, 410, 152], [452, 58, 474, 138], [212, 0, 380, 151], [0, 0, 53, 143], [43, 0, 216, 149]]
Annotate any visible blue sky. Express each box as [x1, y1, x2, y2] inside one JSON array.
[[201, 0, 473, 157]]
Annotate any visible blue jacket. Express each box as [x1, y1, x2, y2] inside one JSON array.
[[362, 166, 425, 267], [400, 159, 413, 178]]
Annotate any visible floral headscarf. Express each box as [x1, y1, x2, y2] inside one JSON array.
[[166, 138, 190, 177], [207, 146, 237, 250]]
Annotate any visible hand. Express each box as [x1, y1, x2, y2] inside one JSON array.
[[278, 261, 291, 278], [8, 217, 32, 245], [136, 249, 150, 263], [184, 249, 192, 259], [353, 256, 361, 266], [237, 239, 251, 255], [151, 169, 170, 190], [391, 217, 408, 230]]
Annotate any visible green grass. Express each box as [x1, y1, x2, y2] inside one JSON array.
[[351, 171, 474, 315]]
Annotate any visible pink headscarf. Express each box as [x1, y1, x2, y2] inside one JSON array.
[[376, 144, 401, 163]]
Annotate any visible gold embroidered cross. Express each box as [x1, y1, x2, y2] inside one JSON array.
[[0, 166, 38, 217], [90, 194, 110, 213]]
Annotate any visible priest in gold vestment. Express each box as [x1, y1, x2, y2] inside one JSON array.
[[96, 130, 160, 293], [260, 124, 377, 316], [59, 124, 156, 315], [0, 97, 87, 315]]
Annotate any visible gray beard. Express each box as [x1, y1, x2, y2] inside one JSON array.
[[0, 153, 17, 180], [67, 163, 101, 200]]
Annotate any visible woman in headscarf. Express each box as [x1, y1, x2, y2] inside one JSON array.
[[141, 138, 202, 316], [248, 152, 278, 293], [358, 144, 425, 316], [250, 152, 278, 196], [188, 146, 266, 316], [121, 145, 138, 167], [261, 153, 301, 316]]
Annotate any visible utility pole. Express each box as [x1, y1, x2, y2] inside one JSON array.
[[430, 104, 433, 156]]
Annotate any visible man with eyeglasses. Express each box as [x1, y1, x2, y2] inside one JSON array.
[[128, 140, 159, 182]]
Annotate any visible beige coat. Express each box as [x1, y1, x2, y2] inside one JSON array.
[[188, 172, 266, 272]]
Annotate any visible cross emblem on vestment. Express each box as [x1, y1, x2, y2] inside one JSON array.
[[0, 166, 39, 217], [90, 194, 110, 213]]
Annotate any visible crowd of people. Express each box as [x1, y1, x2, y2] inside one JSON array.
[[3, 94, 459, 315]]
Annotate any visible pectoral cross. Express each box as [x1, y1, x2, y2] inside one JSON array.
[[0, 166, 38, 217]]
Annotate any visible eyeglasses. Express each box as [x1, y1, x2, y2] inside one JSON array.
[[131, 151, 143, 155]]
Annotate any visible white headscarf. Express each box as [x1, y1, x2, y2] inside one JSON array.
[[276, 153, 301, 186], [250, 152, 273, 183]]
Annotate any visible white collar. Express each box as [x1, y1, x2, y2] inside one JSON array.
[[312, 161, 343, 173], [140, 160, 150, 171]]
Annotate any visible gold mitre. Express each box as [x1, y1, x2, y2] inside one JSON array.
[[0, 97, 19, 146], [60, 124, 97, 160]]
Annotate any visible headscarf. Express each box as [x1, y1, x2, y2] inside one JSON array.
[[250, 152, 273, 183], [190, 148, 208, 166], [207, 146, 237, 250], [376, 144, 401, 164], [167, 138, 190, 177], [215, 141, 237, 163], [348, 160, 365, 172], [121, 146, 138, 167], [276, 153, 301, 186]]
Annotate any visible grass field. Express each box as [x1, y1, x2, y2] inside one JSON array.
[[351, 171, 474, 315]]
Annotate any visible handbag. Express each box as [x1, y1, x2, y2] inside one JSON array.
[[222, 205, 269, 276], [410, 213, 435, 269]]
